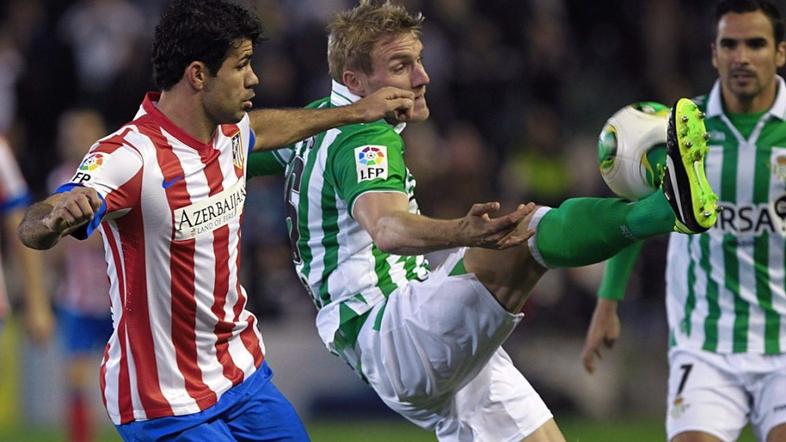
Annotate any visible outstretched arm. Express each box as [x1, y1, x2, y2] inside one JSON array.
[[353, 192, 535, 256], [18, 187, 103, 250], [249, 87, 414, 151]]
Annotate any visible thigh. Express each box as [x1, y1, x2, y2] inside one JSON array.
[[750, 361, 786, 442], [445, 348, 555, 442], [361, 266, 523, 404], [666, 349, 748, 442], [226, 378, 309, 442]]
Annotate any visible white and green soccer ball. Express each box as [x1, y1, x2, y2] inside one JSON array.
[[597, 102, 669, 200]]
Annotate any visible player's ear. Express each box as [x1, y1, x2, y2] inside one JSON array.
[[342, 70, 367, 97], [776, 41, 786, 69], [184, 61, 209, 91]]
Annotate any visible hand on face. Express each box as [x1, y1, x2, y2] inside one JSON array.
[[44, 187, 103, 234], [353, 86, 415, 123]]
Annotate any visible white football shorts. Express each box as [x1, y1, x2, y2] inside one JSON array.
[[667, 346, 786, 442], [354, 248, 553, 442]]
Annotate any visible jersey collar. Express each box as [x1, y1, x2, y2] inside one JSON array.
[[706, 75, 786, 121], [330, 80, 407, 134], [139, 92, 217, 151]]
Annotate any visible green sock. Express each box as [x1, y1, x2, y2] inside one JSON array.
[[535, 191, 675, 267]]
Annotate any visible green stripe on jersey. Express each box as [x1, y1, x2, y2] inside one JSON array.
[[373, 245, 399, 296], [701, 233, 721, 352]]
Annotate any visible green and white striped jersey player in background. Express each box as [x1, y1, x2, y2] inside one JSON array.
[[582, 1, 786, 441], [248, 1, 717, 441]]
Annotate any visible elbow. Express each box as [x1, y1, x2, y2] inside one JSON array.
[[373, 234, 399, 254], [370, 218, 407, 255], [17, 225, 54, 251]]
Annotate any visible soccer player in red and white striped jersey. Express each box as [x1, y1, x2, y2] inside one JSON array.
[[18, 1, 414, 440]]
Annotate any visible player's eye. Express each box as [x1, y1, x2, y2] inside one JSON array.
[[719, 39, 737, 49], [747, 38, 768, 49]]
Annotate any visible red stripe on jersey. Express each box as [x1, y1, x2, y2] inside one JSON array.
[[201, 155, 244, 383], [144, 123, 217, 410], [91, 128, 133, 155], [233, 221, 264, 368], [114, 163, 174, 418], [241, 315, 264, 368], [220, 124, 239, 138], [102, 218, 135, 423]]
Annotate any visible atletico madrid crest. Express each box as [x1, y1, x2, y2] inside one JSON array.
[[232, 133, 244, 169]]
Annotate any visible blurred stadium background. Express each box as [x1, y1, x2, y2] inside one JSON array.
[[0, 0, 764, 440]]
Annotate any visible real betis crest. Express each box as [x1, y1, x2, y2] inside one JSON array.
[[768, 154, 786, 237], [771, 154, 786, 185]]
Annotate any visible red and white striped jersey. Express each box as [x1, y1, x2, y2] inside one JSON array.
[[62, 93, 263, 424], [0, 135, 31, 319]]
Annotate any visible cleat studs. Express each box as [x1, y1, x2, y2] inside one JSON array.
[[686, 141, 693, 148], [681, 115, 689, 123], [704, 133, 710, 140]]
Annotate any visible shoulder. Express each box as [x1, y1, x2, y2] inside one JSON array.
[[334, 121, 403, 151]]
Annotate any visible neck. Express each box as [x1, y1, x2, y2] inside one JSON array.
[[722, 78, 778, 114], [157, 86, 215, 144]]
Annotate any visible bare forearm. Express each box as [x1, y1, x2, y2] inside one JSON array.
[[17, 202, 62, 250], [250, 107, 362, 151], [374, 212, 464, 255]]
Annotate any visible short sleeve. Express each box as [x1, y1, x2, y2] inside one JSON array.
[[330, 126, 407, 215], [55, 140, 144, 238]]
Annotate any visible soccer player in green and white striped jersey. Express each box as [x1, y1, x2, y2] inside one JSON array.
[[248, 2, 716, 441], [582, 1, 786, 441]]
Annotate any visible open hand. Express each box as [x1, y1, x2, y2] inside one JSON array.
[[43, 187, 103, 234], [581, 298, 621, 374], [352, 87, 415, 123], [458, 202, 536, 250]]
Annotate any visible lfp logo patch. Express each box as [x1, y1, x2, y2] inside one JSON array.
[[79, 153, 104, 172], [355, 145, 388, 182]]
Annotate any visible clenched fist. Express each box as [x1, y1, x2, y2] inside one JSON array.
[[43, 187, 103, 234]]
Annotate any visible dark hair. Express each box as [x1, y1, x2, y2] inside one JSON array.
[[715, 0, 784, 42], [152, 0, 263, 90]]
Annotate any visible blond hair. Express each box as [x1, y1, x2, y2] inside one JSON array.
[[327, 0, 424, 83]]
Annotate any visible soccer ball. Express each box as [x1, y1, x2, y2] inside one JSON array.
[[597, 102, 670, 200]]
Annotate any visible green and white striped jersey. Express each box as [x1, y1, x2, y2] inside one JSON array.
[[667, 77, 786, 355], [277, 81, 429, 352]]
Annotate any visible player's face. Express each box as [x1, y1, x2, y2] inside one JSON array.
[[203, 39, 259, 124], [363, 33, 430, 122], [712, 11, 786, 103]]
